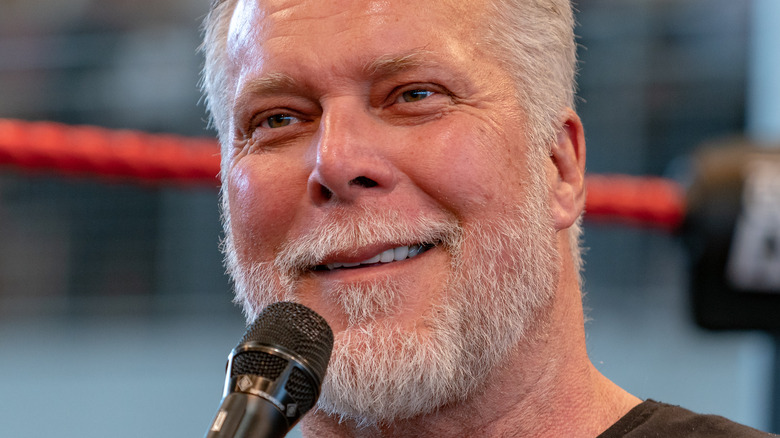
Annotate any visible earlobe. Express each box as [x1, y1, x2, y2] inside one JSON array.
[[550, 108, 586, 230]]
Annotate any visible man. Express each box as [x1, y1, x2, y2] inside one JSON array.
[[200, 0, 775, 436]]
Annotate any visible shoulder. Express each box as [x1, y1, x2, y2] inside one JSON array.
[[598, 400, 777, 438]]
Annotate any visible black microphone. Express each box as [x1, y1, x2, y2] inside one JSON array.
[[205, 301, 334, 438]]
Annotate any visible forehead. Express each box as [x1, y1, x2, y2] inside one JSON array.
[[226, 0, 488, 79]]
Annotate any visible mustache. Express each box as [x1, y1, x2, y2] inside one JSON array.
[[273, 207, 461, 277]]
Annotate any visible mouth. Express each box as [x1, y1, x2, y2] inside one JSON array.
[[312, 243, 436, 271]]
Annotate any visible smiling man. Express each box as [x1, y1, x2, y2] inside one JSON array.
[[200, 0, 775, 437]]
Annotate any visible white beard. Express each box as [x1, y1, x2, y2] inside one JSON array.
[[223, 170, 560, 427]]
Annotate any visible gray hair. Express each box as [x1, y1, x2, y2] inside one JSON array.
[[200, 0, 240, 156], [200, 0, 584, 280]]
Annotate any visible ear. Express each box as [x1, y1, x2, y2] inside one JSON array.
[[549, 108, 586, 230]]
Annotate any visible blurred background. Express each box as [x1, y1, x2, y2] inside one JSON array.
[[0, 0, 778, 436]]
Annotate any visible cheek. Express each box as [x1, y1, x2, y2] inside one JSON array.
[[226, 155, 307, 260], [406, 121, 523, 215]]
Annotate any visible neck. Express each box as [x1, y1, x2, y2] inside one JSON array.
[[301, 241, 640, 437]]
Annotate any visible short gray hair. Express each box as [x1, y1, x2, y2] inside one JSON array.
[[200, 0, 240, 158]]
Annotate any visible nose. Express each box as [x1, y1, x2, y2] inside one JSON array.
[[307, 102, 396, 204]]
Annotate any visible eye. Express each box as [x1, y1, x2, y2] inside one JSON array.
[[260, 113, 299, 129], [398, 89, 435, 103]]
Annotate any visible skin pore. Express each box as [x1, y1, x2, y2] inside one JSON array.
[[218, 0, 641, 436]]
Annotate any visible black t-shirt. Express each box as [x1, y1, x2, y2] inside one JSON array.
[[598, 400, 776, 437]]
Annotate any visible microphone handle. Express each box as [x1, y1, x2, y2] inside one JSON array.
[[205, 392, 291, 438]]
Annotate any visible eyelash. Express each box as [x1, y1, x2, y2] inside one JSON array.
[[260, 113, 299, 129], [397, 89, 435, 103], [249, 109, 306, 133], [391, 84, 445, 105]]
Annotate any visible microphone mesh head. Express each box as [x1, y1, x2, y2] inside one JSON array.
[[230, 351, 288, 380], [237, 301, 334, 384]]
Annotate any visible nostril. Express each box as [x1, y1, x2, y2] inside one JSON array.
[[349, 176, 378, 188], [320, 185, 333, 200]]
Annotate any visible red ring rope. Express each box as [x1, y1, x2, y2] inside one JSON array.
[[0, 118, 220, 187]]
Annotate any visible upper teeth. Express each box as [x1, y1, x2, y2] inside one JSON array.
[[325, 244, 426, 270]]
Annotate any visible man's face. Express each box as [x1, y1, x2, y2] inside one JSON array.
[[222, 0, 560, 423]]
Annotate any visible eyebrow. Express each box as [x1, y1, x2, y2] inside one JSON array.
[[231, 72, 306, 119], [362, 49, 438, 79], [238, 72, 304, 98]]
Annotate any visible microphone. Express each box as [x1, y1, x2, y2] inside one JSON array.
[[205, 301, 334, 438]]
